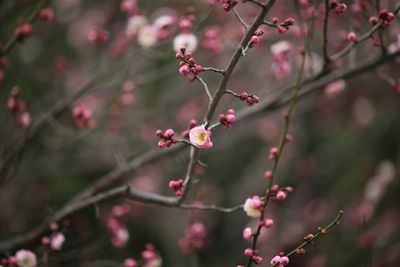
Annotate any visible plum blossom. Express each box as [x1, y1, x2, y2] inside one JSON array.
[[388, 34, 400, 53], [124, 258, 138, 267], [15, 250, 37, 267], [324, 79, 346, 98], [142, 244, 162, 267], [154, 15, 176, 29], [50, 232, 65, 251], [173, 33, 198, 53], [270, 41, 292, 79], [125, 15, 147, 38], [189, 125, 213, 149], [243, 196, 264, 218], [138, 25, 158, 47]]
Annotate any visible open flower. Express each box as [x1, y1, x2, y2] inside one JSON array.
[[15, 249, 37, 267], [173, 33, 198, 53], [125, 15, 147, 38], [138, 25, 158, 48], [243, 196, 263, 218], [189, 125, 213, 149]]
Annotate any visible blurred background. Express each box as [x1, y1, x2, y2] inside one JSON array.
[[0, 0, 400, 266]]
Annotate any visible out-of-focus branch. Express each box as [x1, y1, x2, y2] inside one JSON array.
[[0, 183, 242, 252], [0, 0, 51, 56]]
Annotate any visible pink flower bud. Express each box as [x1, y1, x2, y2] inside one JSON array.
[[264, 219, 274, 228], [347, 32, 357, 42], [179, 64, 190, 75], [243, 227, 252, 239], [38, 8, 54, 22], [276, 191, 287, 201], [244, 248, 254, 256]]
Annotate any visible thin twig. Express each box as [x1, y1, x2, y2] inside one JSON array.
[[270, 210, 344, 267], [232, 7, 249, 30], [322, 0, 331, 68], [202, 67, 226, 75], [330, 5, 400, 61], [196, 76, 213, 101], [0, 0, 51, 56]]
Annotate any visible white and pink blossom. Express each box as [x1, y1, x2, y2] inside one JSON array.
[[189, 125, 213, 149]]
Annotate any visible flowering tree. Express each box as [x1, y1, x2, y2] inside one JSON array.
[[1, 0, 400, 266]]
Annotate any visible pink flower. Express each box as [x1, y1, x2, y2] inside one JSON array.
[[324, 79, 346, 98], [270, 255, 289, 266], [15, 249, 37, 267], [276, 191, 287, 201], [124, 258, 138, 267], [243, 227, 252, 239], [189, 125, 213, 149], [50, 232, 65, 251]]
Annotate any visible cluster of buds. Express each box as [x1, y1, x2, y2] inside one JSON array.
[[107, 204, 131, 247], [119, 80, 135, 106], [87, 27, 109, 46], [271, 17, 295, 34], [268, 146, 279, 161], [141, 244, 162, 267], [1, 256, 17, 267], [124, 243, 161, 267], [243, 195, 264, 218], [15, 22, 32, 42], [179, 222, 206, 254], [110, 81, 135, 118], [37, 8, 54, 22], [156, 129, 177, 148], [243, 248, 263, 265], [248, 29, 264, 48], [270, 253, 289, 267], [72, 103, 95, 129], [330, 1, 347, 14], [221, 0, 238, 12], [219, 109, 236, 129], [176, 47, 202, 82], [168, 179, 184, 196], [375, 9, 395, 29], [41, 222, 68, 251], [7, 86, 31, 129], [181, 119, 198, 138], [239, 91, 260, 106], [267, 184, 293, 202], [242, 219, 273, 240]]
